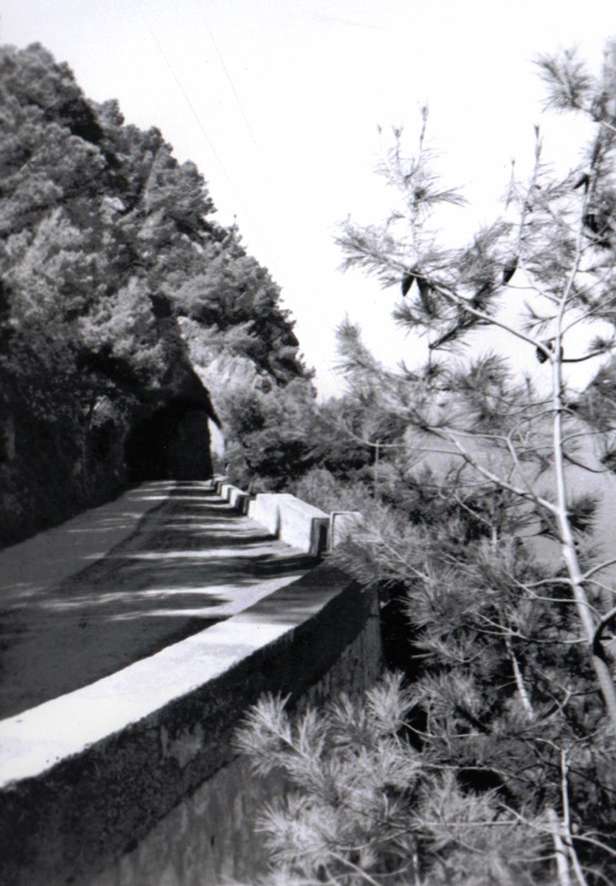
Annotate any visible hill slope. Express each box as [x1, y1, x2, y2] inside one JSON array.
[[0, 43, 312, 546]]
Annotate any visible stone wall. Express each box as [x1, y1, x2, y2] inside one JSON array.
[[247, 492, 329, 556], [0, 321, 217, 549], [216, 481, 333, 556], [0, 560, 381, 886], [90, 604, 380, 886]]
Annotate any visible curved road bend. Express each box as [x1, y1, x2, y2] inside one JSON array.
[[0, 481, 316, 719]]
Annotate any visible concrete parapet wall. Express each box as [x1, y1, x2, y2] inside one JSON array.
[[248, 492, 329, 555], [247, 491, 282, 534], [212, 476, 226, 496], [329, 510, 364, 549], [217, 482, 362, 554], [0, 564, 381, 886], [225, 485, 250, 514]]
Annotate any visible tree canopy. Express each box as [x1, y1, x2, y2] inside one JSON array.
[[0, 42, 313, 542]]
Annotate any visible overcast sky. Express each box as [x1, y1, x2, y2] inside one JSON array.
[[3, 1, 614, 397]]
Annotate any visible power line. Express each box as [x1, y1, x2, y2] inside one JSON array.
[[139, 9, 236, 193], [201, 14, 260, 152], [198, 7, 283, 261], [137, 6, 281, 271]]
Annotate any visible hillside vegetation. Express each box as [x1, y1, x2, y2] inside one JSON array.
[[0, 43, 312, 546], [237, 44, 616, 886]]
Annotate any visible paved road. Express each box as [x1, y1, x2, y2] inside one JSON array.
[[0, 482, 315, 719]]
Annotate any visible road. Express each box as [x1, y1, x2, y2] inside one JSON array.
[[0, 481, 315, 719]]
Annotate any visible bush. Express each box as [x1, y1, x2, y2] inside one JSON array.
[[290, 467, 372, 513]]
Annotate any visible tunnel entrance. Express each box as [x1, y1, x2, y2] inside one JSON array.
[[125, 403, 213, 482]]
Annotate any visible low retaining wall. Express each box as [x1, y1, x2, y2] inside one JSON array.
[[215, 480, 331, 556], [219, 482, 250, 515], [0, 563, 381, 885], [329, 510, 364, 549], [248, 493, 329, 556]]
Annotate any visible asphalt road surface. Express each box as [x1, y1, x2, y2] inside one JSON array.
[[0, 482, 315, 719]]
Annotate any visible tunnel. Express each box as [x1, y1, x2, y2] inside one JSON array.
[[125, 401, 213, 482]]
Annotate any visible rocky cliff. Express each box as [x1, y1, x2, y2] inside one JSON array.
[[0, 44, 311, 546]]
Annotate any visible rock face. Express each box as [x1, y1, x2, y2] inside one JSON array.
[[125, 404, 212, 483], [0, 321, 216, 549], [0, 44, 309, 547]]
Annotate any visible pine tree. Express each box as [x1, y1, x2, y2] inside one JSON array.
[[336, 44, 616, 733], [236, 44, 616, 886]]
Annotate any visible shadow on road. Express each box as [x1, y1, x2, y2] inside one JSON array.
[[0, 483, 318, 719]]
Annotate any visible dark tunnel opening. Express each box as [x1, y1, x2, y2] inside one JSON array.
[[125, 402, 213, 482]]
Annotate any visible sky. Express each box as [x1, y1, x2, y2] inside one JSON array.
[[2, 0, 615, 398]]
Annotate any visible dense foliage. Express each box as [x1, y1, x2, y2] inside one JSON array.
[[237, 44, 616, 886], [0, 43, 312, 542]]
